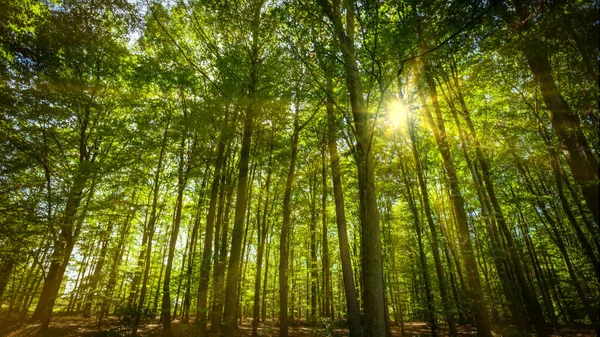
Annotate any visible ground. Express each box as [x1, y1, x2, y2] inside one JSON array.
[[0, 316, 595, 336]]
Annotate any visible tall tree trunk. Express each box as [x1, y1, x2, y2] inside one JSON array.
[[407, 118, 457, 336], [34, 173, 94, 334], [237, 166, 257, 325], [154, 241, 168, 315], [501, 1, 599, 224], [128, 214, 150, 309], [210, 164, 235, 333], [132, 114, 171, 336], [98, 189, 137, 326], [511, 186, 558, 326], [252, 128, 274, 337], [535, 117, 600, 280], [516, 159, 600, 334], [417, 63, 491, 337], [82, 221, 114, 317], [279, 105, 300, 337], [309, 172, 318, 323], [197, 110, 229, 335], [319, 1, 386, 334], [321, 140, 331, 319], [261, 231, 271, 322], [439, 82, 525, 330], [221, 4, 262, 335], [397, 145, 437, 336], [444, 64, 548, 335], [325, 72, 362, 337], [182, 166, 209, 324], [172, 225, 191, 320]]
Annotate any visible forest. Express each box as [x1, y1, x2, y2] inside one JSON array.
[[0, 0, 598, 336]]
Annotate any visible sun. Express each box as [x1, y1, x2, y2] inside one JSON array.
[[387, 99, 408, 129]]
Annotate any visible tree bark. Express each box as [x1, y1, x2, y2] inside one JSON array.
[[132, 114, 170, 336], [398, 134, 437, 336], [309, 171, 318, 323], [319, 1, 386, 334], [252, 128, 274, 337], [279, 105, 300, 337], [407, 118, 457, 336], [321, 140, 331, 319], [161, 123, 192, 336], [98, 189, 137, 326], [197, 110, 229, 335], [417, 64, 491, 337], [325, 73, 362, 337], [502, 0, 599, 224], [221, 3, 262, 335]]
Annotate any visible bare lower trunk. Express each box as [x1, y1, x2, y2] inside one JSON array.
[[408, 119, 457, 336], [279, 107, 300, 337], [132, 115, 170, 336], [252, 129, 273, 337], [197, 112, 229, 335], [417, 64, 491, 337], [325, 73, 362, 337]]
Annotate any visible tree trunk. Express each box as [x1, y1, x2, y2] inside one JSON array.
[[309, 172, 318, 323], [407, 118, 457, 336], [210, 165, 235, 333], [182, 167, 209, 324], [197, 111, 229, 335], [502, 0, 599, 224], [398, 150, 437, 336], [444, 64, 548, 335], [321, 140, 331, 319], [82, 221, 114, 317], [132, 115, 171, 336], [98, 189, 137, 326], [319, 1, 386, 334], [261, 231, 271, 322], [34, 172, 94, 334], [325, 72, 362, 337], [221, 4, 262, 335], [279, 105, 300, 337], [252, 128, 274, 337], [417, 64, 491, 337], [516, 159, 599, 334], [172, 225, 191, 320]]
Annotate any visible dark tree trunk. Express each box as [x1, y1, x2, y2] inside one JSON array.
[[407, 118, 457, 336], [319, 1, 386, 334], [197, 110, 229, 335], [325, 72, 362, 337], [501, 0, 599, 224], [279, 105, 300, 337], [417, 64, 491, 337], [34, 173, 94, 334], [398, 147, 437, 336], [252, 128, 274, 337], [321, 141, 331, 319], [221, 4, 262, 336]]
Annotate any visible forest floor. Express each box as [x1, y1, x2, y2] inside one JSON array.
[[0, 315, 595, 337]]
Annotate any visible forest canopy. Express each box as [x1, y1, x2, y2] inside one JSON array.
[[0, 0, 598, 336]]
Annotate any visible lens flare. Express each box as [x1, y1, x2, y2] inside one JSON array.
[[387, 99, 408, 128]]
